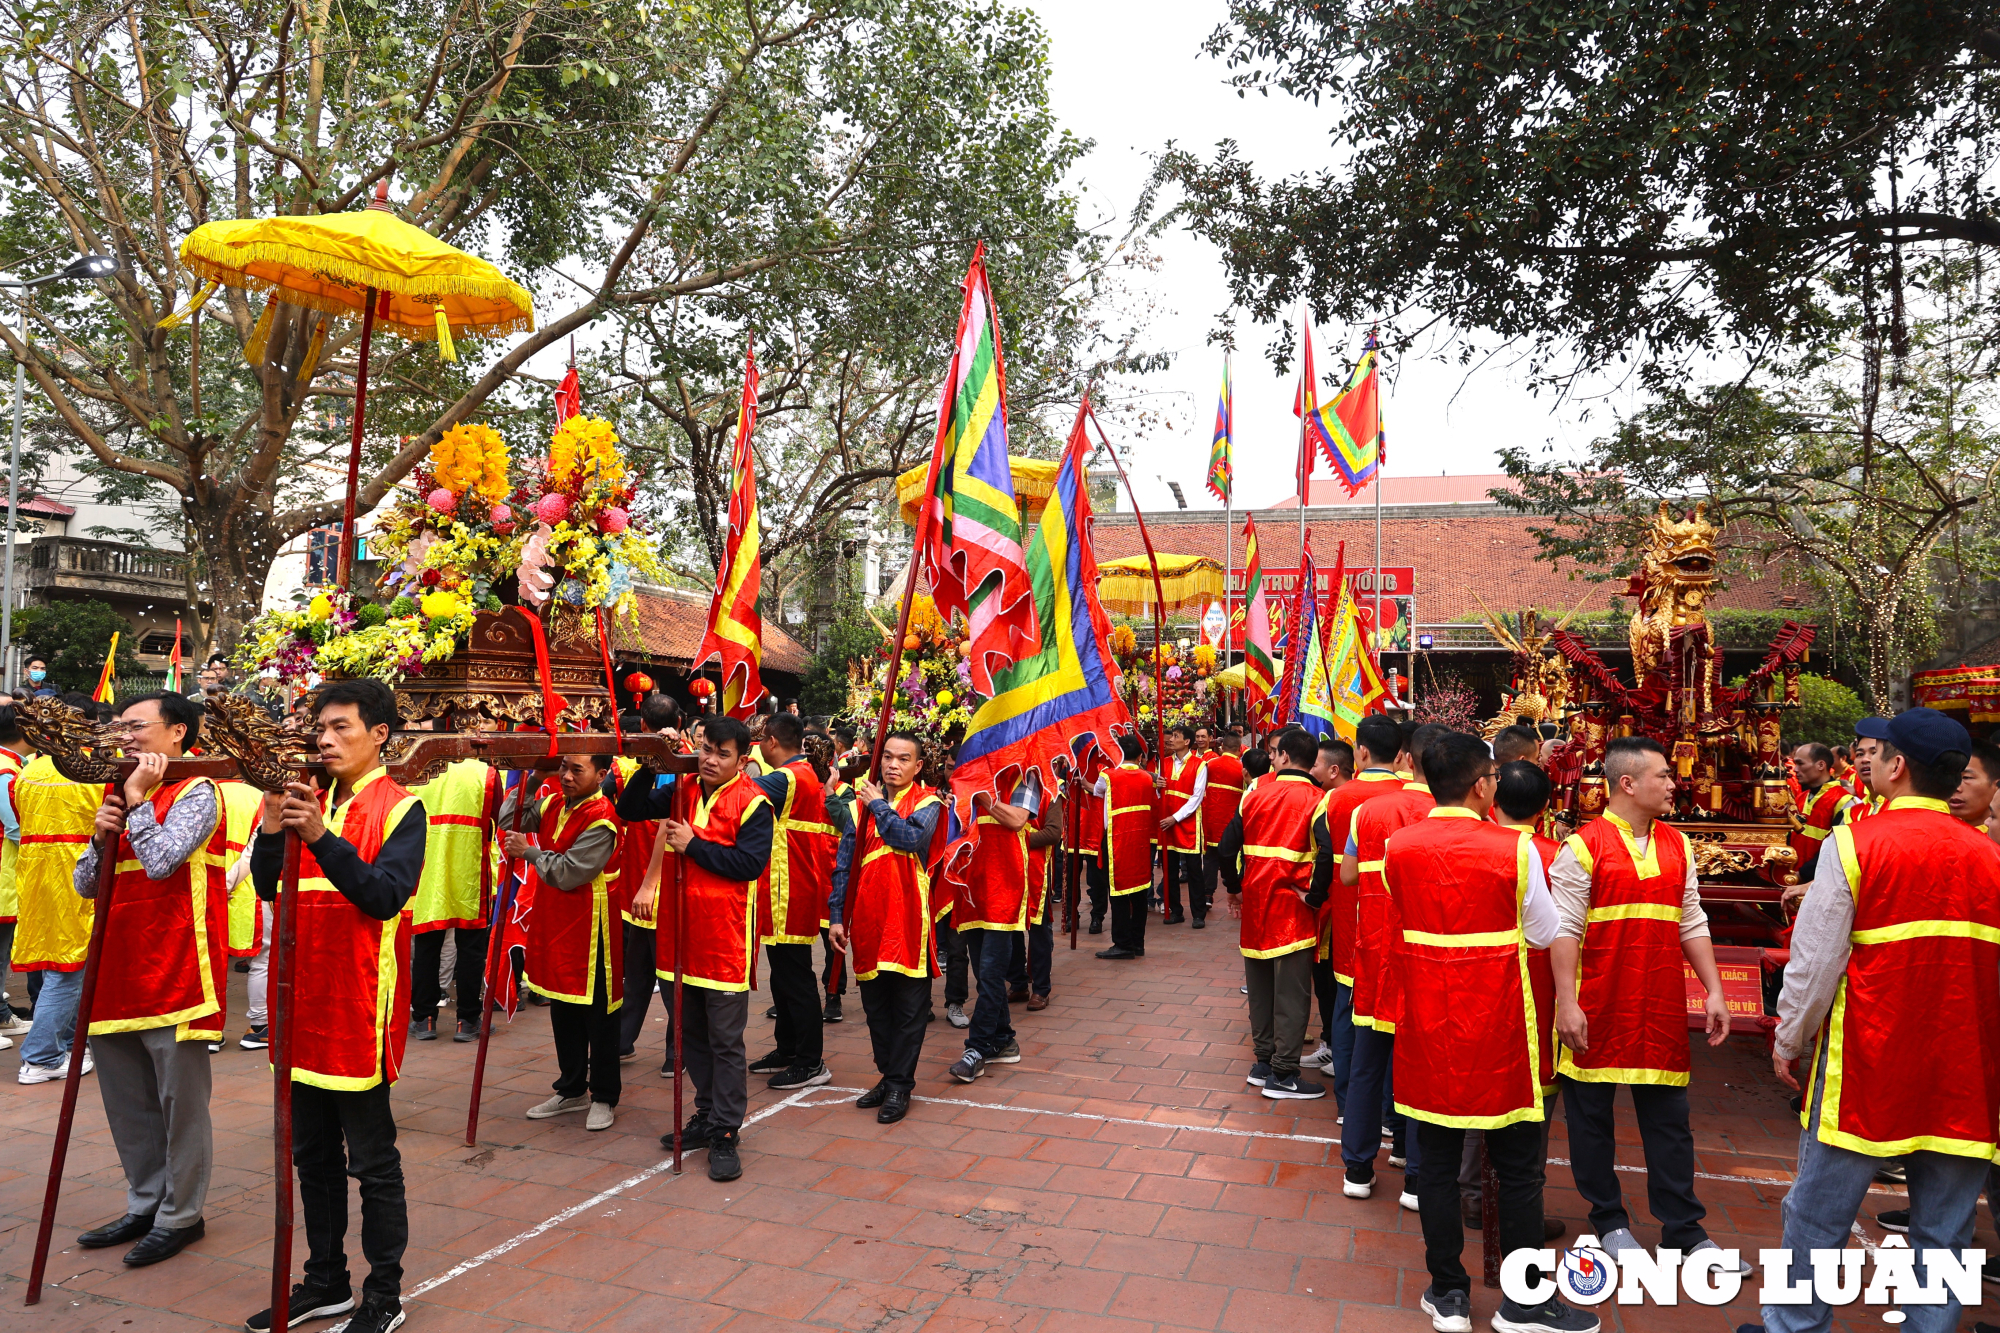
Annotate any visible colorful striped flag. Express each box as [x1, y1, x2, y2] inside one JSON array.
[[1321, 543, 1389, 740], [694, 338, 765, 717], [167, 619, 183, 693], [92, 630, 120, 705], [947, 398, 1129, 837], [1305, 335, 1384, 496], [921, 243, 1040, 695], [1205, 358, 1232, 504], [1274, 536, 1317, 726], [1242, 516, 1275, 723]]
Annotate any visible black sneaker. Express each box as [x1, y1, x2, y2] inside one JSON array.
[[1244, 1061, 1273, 1087], [768, 1062, 831, 1090], [764, 1005, 778, 1020], [1492, 1296, 1600, 1333], [748, 1049, 791, 1074], [1420, 1285, 1472, 1333], [1260, 1072, 1327, 1101], [244, 1281, 356, 1331], [660, 1112, 712, 1152], [1876, 1207, 1909, 1233], [948, 1050, 986, 1083], [454, 1020, 479, 1043], [823, 998, 844, 1023], [239, 1026, 270, 1050], [708, 1127, 743, 1181], [1874, 1162, 1906, 1184], [409, 1017, 436, 1041], [988, 1040, 1022, 1064], [332, 1296, 405, 1333]]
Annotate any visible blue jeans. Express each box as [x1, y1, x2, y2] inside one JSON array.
[[1762, 1057, 1990, 1333], [21, 967, 84, 1068], [1329, 981, 1356, 1110], [963, 928, 1018, 1058], [1341, 1023, 1420, 1179]]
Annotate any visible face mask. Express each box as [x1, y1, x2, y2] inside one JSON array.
[[27, 669, 44, 683]]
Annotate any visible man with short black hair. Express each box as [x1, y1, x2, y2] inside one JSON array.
[[1093, 733, 1157, 960], [1156, 724, 1207, 926], [746, 711, 834, 1091], [1491, 725, 1541, 765], [1787, 742, 1852, 877]]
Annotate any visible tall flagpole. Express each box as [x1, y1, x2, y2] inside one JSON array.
[[1370, 329, 1384, 663], [1222, 494, 1232, 725], [1296, 315, 1310, 685]]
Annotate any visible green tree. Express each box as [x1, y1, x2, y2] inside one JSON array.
[[13, 599, 139, 691], [1159, 1, 1999, 385], [799, 602, 886, 717], [1783, 673, 1869, 747]]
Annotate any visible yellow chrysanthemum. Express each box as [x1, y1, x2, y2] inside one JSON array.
[[548, 414, 624, 493], [433, 422, 508, 500]]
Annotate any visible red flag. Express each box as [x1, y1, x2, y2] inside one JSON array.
[[1291, 312, 1318, 504], [554, 365, 581, 424], [168, 619, 183, 693], [694, 339, 765, 717]]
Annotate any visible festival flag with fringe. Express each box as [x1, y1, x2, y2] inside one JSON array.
[[92, 631, 120, 705], [1243, 516, 1276, 723], [694, 339, 765, 717], [1304, 334, 1383, 497], [1321, 542, 1390, 740], [1273, 536, 1318, 726], [1205, 358, 1232, 504], [946, 398, 1129, 832], [1291, 316, 1318, 502], [920, 243, 1040, 695], [166, 620, 184, 693]]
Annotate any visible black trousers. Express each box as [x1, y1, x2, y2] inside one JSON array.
[[1559, 1076, 1708, 1248], [765, 942, 823, 1066], [1085, 858, 1109, 924], [937, 918, 969, 1007], [620, 922, 657, 1057], [1109, 892, 1148, 952], [410, 925, 489, 1024], [1312, 955, 1338, 1046], [1414, 1117, 1547, 1296], [857, 972, 929, 1094], [820, 928, 847, 998], [292, 1080, 406, 1304], [1165, 850, 1208, 918], [549, 953, 621, 1105]]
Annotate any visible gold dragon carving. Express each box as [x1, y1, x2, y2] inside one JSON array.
[[1628, 501, 1720, 679]]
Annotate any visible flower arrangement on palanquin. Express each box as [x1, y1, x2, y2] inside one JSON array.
[[1107, 624, 1215, 730], [236, 414, 665, 731], [1538, 502, 1815, 908], [840, 594, 973, 781]]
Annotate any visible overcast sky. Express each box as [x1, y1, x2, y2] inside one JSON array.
[[1023, 1, 1630, 513]]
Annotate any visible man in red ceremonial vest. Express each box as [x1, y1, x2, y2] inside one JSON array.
[[746, 713, 835, 1092], [1217, 729, 1326, 1101], [71, 692, 224, 1268], [816, 727, 853, 1022], [1339, 721, 1444, 1204], [247, 680, 425, 1333], [1382, 735, 1592, 1333], [1300, 733, 1352, 1079], [1787, 742, 1854, 878], [1548, 735, 1734, 1271], [828, 731, 945, 1124], [1199, 727, 1244, 930], [1750, 709, 2000, 1333], [618, 714, 773, 1183], [614, 694, 684, 1063], [1068, 749, 1110, 935], [500, 753, 623, 1131], [948, 772, 1061, 1084], [1093, 733, 1157, 960], [1156, 724, 1207, 926]]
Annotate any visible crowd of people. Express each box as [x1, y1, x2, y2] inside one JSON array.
[[1, 680, 1996, 1333]]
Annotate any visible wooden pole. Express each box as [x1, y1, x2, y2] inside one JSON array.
[[466, 772, 534, 1146], [865, 496, 936, 781], [268, 826, 304, 1328], [336, 286, 378, 591], [1065, 777, 1081, 951], [670, 772, 690, 1173], [1083, 402, 1169, 768], [23, 811, 118, 1307]]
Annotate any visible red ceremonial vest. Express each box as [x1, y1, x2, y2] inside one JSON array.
[[961, 799, 1041, 933], [291, 769, 420, 1090], [1319, 771, 1406, 983], [846, 782, 946, 980], [1350, 783, 1433, 1032], [1066, 764, 1105, 855], [90, 777, 229, 1042], [1790, 781, 1852, 864], [657, 773, 766, 992], [759, 757, 834, 945], [1386, 809, 1543, 1128], [1201, 753, 1243, 850], [522, 792, 623, 1008], [1523, 828, 1560, 1092], [1104, 763, 1157, 896], [1158, 752, 1204, 853], [1559, 812, 1692, 1085], [612, 762, 662, 927], [1236, 772, 1322, 959], [1810, 799, 2000, 1158]]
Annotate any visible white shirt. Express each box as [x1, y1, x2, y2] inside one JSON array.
[[1547, 819, 1710, 944], [1163, 752, 1207, 825]]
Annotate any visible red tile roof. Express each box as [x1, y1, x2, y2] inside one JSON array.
[[13, 495, 75, 518], [610, 585, 810, 676], [1270, 474, 1520, 509], [1087, 509, 1817, 624]]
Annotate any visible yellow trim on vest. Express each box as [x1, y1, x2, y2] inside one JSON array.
[[1425, 807, 1480, 820], [1240, 938, 1315, 960], [1832, 823, 1862, 891], [1555, 1056, 1691, 1087], [1809, 979, 1995, 1160], [1356, 859, 1385, 873], [1110, 804, 1153, 816], [1396, 1101, 1545, 1131], [1849, 919, 2000, 947], [1403, 927, 1522, 948], [1563, 833, 1594, 878], [1601, 811, 1662, 878], [1796, 823, 1833, 841], [1333, 971, 1353, 986], [1243, 843, 1313, 864], [1584, 902, 1681, 924]]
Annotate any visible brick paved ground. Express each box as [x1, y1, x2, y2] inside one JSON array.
[[0, 908, 1988, 1332]]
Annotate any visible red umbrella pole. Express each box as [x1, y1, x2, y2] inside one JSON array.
[[466, 773, 535, 1146], [23, 816, 119, 1307], [336, 287, 379, 591], [670, 774, 691, 1173], [268, 827, 304, 1327]]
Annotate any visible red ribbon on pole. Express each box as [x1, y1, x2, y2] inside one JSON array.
[[519, 611, 568, 754], [594, 608, 624, 747]]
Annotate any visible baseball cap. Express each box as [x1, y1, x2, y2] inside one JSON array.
[[1852, 707, 1972, 766]]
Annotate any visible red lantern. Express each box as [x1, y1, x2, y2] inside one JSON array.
[[688, 678, 714, 698], [623, 671, 655, 694]]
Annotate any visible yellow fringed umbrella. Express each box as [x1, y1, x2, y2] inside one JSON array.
[[895, 455, 1061, 525], [1096, 554, 1225, 615], [171, 183, 535, 588], [1210, 658, 1282, 691]]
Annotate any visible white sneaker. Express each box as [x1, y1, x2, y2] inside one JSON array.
[[1343, 1170, 1374, 1199], [1689, 1237, 1752, 1276], [946, 1003, 969, 1029], [585, 1101, 615, 1132], [526, 1094, 590, 1119], [0, 1012, 28, 1035], [1300, 1042, 1334, 1069], [0, 1034, 10, 1050], [1399, 1191, 1419, 1211], [18, 1051, 89, 1084], [1600, 1227, 1643, 1259]]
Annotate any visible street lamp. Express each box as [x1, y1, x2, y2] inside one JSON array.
[[0, 253, 119, 692]]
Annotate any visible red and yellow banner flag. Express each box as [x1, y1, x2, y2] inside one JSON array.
[[1243, 516, 1275, 723], [93, 630, 120, 705], [695, 339, 765, 717]]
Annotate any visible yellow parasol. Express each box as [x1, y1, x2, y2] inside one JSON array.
[[895, 455, 1061, 525], [1096, 554, 1224, 615], [173, 183, 535, 587], [1211, 658, 1281, 692]]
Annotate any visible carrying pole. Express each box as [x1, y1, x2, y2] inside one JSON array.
[[268, 825, 305, 1328], [671, 773, 691, 1173], [466, 772, 534, 1146]]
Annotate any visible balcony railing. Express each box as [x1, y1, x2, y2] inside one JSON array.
[[25, 536, 189, 593]]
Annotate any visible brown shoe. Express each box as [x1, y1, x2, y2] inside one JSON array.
[[1026, 992, 1050, 1012]]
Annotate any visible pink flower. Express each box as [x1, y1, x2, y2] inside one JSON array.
[[427, 487, 456, 514], [489, 503, 514, 533], [533, 493, 570, 525], [599, 506, 630, 534]]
